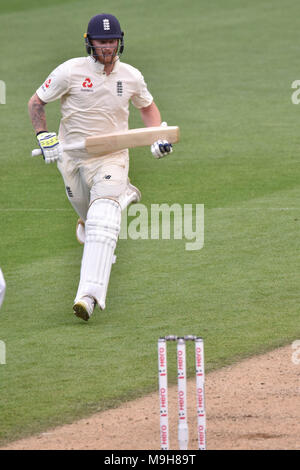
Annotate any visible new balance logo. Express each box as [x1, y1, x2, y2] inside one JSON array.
[[66, 186, 74, 198], [103, 19, 110, 30]]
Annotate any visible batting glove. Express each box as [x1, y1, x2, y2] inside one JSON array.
[[151, 140, 173, 159], [37, 131, 62, 164], [150, 121, 173, 159]]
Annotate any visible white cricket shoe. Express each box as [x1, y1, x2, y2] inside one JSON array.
[[73, 296, 96, 322]]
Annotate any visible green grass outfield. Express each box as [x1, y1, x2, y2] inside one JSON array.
[[0, 0, 300, 444]]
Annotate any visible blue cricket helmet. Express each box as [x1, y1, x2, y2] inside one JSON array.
[[84, 14, 124, 55]]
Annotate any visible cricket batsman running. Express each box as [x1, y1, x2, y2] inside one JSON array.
[[28, 13, 173, 321]]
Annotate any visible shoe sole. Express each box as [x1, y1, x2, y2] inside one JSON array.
[[73, 302, 90, 322]]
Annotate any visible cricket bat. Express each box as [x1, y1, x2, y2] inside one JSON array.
[[31, 126, 180, 157]]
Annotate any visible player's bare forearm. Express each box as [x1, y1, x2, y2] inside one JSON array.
[[28, 93, 47, 134], [140, 101, 161, 127]]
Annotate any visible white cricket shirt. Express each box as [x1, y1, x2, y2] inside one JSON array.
[[36, 56, 153, 152]]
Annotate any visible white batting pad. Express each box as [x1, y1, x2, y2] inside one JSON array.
[[74, 198, 121, 309]]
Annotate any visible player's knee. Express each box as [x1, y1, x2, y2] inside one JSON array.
[[86, 198, 121, 243], [91, 175, 127, 201]]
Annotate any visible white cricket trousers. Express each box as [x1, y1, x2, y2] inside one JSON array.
[[57, 150, 129, 221]]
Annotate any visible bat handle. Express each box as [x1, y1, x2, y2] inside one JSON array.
[[31, 141, 85, 157], [31, 148, 42, 157]]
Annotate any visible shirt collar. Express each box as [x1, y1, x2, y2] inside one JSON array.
[[88, 56, 120, 74]]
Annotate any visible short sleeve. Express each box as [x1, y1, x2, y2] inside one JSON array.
[[36, 62, 70, 103], [131, 72, 153, 109]]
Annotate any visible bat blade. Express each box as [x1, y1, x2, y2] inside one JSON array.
[[31, 126, 180, 158], [85, 126, 180, 156]]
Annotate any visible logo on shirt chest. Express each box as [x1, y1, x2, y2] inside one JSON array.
[[117, 80, 123, 96], [81, 77, 94, 92], [79, 77, 125, 96]]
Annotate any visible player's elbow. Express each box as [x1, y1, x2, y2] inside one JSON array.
[[28, 93, 46, 109], [140, 101, 157, 113]]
